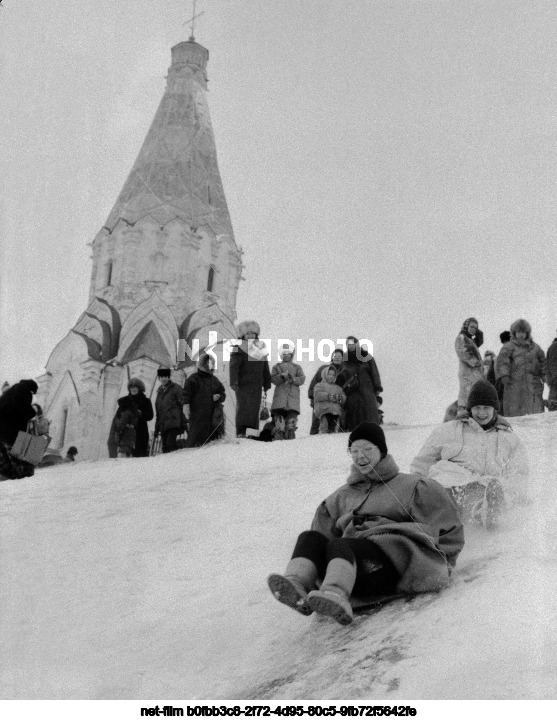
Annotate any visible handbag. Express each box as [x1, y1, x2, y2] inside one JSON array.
[[259, 392, 270, 421], [211, 403, 225, 431], [10, 431, 50, 466]]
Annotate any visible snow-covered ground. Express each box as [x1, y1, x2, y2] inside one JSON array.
[[2, 415, 557, 700]]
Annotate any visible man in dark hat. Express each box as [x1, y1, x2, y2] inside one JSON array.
[[267, 422, 463, 625], [154, 369, 186, 453]]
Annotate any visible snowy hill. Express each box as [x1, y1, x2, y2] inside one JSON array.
[[2, 416, 557, 700]]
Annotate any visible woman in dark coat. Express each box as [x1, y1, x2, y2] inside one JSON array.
[[127, 378, 154, 457], [229, 320, 271, 438], [336, 337, 383, 431], [0, 379, 38, 479], [183, 353, 226, 447]]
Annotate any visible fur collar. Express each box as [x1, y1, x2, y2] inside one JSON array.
[[346, 453, 400, 486]]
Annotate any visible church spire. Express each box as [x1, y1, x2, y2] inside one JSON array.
[[102, 36, 235, 245]]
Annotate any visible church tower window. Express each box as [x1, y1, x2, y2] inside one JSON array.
[[207, 266, 215, 292]]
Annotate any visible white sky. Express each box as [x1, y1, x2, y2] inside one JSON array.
[[2, 0, 557, 425]]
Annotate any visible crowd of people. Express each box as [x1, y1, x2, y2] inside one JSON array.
[[1, 315, 554, 628]]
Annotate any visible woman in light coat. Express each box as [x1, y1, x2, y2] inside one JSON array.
[[495, 318, 545, 417], [270, 346, 305, 424], [411, 379, 529, 528], [455, 317, 484, 416]]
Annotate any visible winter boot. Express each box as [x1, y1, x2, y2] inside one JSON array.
[[307, 558, 356, 625], [267, 557, 318, 616]]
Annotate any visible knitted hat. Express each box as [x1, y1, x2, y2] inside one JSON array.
[[348, 422, 388, 457], [466, 379, 500, 412], [157, 368, 171, 378], [128, 377, 146, 392]]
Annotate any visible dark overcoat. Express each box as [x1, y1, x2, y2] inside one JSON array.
[[0, 382, 36, 445], [130, 392, 154, 457], [183, 369, 226, 447], [229, 342, 271, 430], [336, 348, 382, 430], [155, 382, 185, 434]]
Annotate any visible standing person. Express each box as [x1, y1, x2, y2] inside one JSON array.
[[495, 331, 511, 410], [107, 396, 140, 458], [496, 319, 546, 417], [65, 446, 78, 462], [336, 336, 382, 431], [127, 378, 154, 457], [410, 379, 530, 528], [270, 345, 305, 430], [229, 320, 271, 438], [313, 365, 346, 433], [482, 351, 497, 387], [183, 353, 226, 447], [455, 317, 484, 418], [154, 369, 186, 453], [546, 332, 557, 411], [0, 379, 38, 480], [267, 422, 463, 625], [308, 348, 345, 435]]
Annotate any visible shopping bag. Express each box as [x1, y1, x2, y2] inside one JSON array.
[[10, 431, 49, 466]]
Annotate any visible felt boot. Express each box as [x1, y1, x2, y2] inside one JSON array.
[[307, 558, 356, 625], [267, 557, 317, 616]]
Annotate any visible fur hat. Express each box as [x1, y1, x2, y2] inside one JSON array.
[[279, 345, 294, 359], [118, 396, 136, 410], [500, 330, 511, 344], [467, 379, 499, 412], [128, 377, 145, 392], [237, 320, 260, 339], [348, 422, 388, 457], [67, 446, 78, 456], [157, 368, 171, 378], [510, 318, 532, 339], [18, 379, 38, 394]]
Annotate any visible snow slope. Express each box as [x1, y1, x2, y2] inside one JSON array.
[[1, 416, 557, 700]]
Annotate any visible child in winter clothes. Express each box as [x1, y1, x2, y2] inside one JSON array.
[[313, 366, 346, 434], [411, 379, 529, 529]]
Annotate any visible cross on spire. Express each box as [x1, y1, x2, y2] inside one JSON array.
[[184, 0, 204, 42]]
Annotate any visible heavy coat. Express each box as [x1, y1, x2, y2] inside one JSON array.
[[455, 329, 484, 407], [496, 321, 545, 417], [308, 353, 345, 402], [130, 392, 154, 457], [270, 360, 305, 414], [410, 417, 529, 500], [546, 339, 557, 401], [311, 455, 464, 594], [336, 347, 382, 430], [0, 381, 37, 446], [107, 397, 140, 457], [229, 341, 271, 430], [155, 382, 186, 434], [183, 368, 226, 447], [313, 367, 346, 418]]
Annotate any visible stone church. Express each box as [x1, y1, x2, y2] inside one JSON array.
[[36, 39, 243, 460]]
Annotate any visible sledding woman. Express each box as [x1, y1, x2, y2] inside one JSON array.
[[268, 422, 464, 625], [410, 379, 529, 529]]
